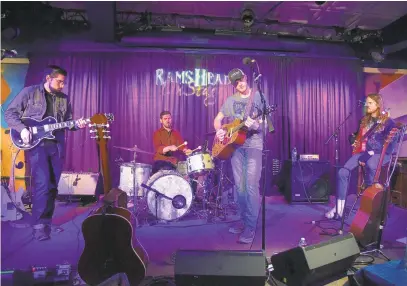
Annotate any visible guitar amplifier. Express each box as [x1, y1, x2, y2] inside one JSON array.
[[279, 160, 331, 203], [57, 172, 102, 197]]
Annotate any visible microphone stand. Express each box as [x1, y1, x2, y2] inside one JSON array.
[[250, 63, 269, 252], [314, 102, 362, 235]]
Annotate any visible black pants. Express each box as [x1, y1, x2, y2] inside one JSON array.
[[26, 141, 63, 226]]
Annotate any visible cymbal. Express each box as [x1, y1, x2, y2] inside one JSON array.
[[113, 146, 154, 155]]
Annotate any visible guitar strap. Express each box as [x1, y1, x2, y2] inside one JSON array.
[[242, 88, 256, 120]]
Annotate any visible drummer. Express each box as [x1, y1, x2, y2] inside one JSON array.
[[152, 110, 192, 174]]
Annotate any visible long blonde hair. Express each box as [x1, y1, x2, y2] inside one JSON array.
[[360, 93, 388, 128]]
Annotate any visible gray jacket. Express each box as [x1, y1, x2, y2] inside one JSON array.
[[4, 84, 75, 155]]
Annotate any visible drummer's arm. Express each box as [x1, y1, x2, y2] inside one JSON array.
[[153, 131, 168, 154]]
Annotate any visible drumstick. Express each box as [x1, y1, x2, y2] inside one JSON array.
[[190, 146, 202, 153], [176, 141, 188, 149]]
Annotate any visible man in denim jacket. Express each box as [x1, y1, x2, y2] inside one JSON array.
[[5, 65, 87, 240]]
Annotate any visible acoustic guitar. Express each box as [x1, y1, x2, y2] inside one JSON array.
[[212, 105, 275, 160], [349, 127, 398, 247], [78, 113, 149, 286]]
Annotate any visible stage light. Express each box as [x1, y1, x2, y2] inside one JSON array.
[[241, 9, 255, 28], [370, 47, 385, 63]]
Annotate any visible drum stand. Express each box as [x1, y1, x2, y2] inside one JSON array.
[[212, 160, 234, 220]]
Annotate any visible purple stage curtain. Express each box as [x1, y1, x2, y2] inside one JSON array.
[[24, 52, 364, 189]]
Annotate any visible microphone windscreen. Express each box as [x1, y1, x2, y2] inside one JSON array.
[[242, 57, 252, 65]]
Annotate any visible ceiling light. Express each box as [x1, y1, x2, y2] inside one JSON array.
[[241, 9, 255, 28]]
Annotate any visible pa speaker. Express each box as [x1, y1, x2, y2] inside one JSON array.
[[57, 172, 102, 197], [271, 233, 360, 286], [279, 160, 331, 203], [174, 250, 267, 286]]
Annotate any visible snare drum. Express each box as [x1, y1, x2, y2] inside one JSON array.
[[187, 152, 214, 177], [119, 162, 152, 197], [144, 170, 193, 221]]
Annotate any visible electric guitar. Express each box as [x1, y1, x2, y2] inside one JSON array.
[[212, 105, 276, 160], [78, 113, 149, 286], [10, 114, 113, 150], [1, 147, 25, 222]]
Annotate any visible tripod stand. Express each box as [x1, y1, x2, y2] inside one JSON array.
[[311, 103, 362, 236]]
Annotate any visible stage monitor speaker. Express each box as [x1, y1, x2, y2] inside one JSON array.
[[174, 250, 267, 286], [279, 160, 331, 203], [270, 233, 360, 286], [57, 172, 102, 197]]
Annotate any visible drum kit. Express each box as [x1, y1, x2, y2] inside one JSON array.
[[114, 143, 236, 226]]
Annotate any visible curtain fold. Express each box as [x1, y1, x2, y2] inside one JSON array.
[[25, 52, 364, 188]]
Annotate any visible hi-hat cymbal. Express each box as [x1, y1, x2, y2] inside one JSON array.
[[113, 145, 154, 155]]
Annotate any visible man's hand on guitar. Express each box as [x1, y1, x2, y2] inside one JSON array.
[[20, 128, 32, 144], [75, 118, 87, 129], [216, 129, 226, 142], [245, 117, 259, 130]]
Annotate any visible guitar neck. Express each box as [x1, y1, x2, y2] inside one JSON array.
[[230, 113, 263, 133], [99, 142, 112, 195], [47, 118, 90, 132]]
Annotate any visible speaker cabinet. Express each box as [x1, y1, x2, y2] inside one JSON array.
[[279, 160, 331, 203], [271, 233, 360, 286], [57, 172, 102, 197], [175, 250, 267, 286]]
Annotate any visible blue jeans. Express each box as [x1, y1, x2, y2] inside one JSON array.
[[231, 147, 263, 230], [337, 153, 390, 200], [27, 141, 63, 226]]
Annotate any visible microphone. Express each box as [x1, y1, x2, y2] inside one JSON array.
[[1, 49, 18, 57], [243, 57, 256, 65]]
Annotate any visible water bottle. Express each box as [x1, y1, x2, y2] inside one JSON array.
[[298, 237, 307, 247], [292, 147, 298, 162]]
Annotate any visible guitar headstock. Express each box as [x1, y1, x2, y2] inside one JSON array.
[[253, 104, 277, 119], [89, 113, 113, 144], [385, 127, 399, 144]]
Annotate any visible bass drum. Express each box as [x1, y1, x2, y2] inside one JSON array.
[[145, 170, 193, 221]]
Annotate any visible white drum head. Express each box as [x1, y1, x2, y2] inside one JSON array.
[[145, 170, 193, 221]]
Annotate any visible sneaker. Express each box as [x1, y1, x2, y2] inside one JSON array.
[[32, 224, 50, 241], [238, 228, 255, 244], [229, 221, 244, 234]]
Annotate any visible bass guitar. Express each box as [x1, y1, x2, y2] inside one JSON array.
[[212, 105, 275, 160], [10, 114, 112, 150], [349, 127, 398, 247], [78, 113, 148, 286]]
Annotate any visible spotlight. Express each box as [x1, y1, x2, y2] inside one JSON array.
[[370, 47, 385, 63], [241, 9, 255, 28]]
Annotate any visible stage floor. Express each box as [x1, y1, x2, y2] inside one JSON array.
[[1, 194, 407, 285]]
